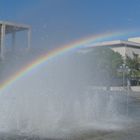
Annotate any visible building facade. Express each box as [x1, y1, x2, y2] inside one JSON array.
[[87, 37, 140, 58]]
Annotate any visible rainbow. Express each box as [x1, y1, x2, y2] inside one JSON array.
[[0, 31, 137, 92]]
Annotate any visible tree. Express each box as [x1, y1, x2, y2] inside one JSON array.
[[126, 52, 140, 78], [75, 47, 123, 86], [126, 52, 140, 85]]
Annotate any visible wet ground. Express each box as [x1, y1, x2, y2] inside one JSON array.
[[1, 91, 140, 140], [1, 127, 140, 140], [84, 91, 140, 140]]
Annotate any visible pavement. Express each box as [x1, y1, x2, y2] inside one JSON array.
[[1, 90, 140, 140], [85, 91, 140, 140]]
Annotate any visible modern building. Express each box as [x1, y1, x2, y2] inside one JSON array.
[[86, 37, 140, 58], [0, 21, 31, 59]]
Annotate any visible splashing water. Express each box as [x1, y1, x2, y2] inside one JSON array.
[[0, 53, 131, 139]]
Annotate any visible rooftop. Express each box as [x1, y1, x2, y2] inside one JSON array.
[[86, 40, 140, 49], [0, 21, 30, 34]]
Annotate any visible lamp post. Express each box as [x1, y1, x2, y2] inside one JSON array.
[[118, 63, 130, 89], [118, 63, 131, 116]]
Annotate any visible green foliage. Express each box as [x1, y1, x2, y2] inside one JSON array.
[[126, 52, 140, 78], [86, 47, 123, 77], [96, 48, 122, 85], [73, 47, 123, 86]]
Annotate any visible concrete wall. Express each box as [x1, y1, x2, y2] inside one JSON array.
[[131, 86, 140, 92], [126, 47, 140, 57], [110, 46, 140, 58], [111, 46, 126, 57], [128, 37, 140, 43]]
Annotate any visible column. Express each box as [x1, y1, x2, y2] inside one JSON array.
[[12, 31, 16, 51], [27, 28, 31, 50], [0, 24, 5, 59]]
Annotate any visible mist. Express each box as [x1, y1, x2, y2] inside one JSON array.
[[0, 48, 133, 139]]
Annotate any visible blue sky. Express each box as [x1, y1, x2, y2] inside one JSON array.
[[1, 0, 140, 49]]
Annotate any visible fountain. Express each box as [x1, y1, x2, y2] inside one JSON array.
[[0, 52, 132, 139]]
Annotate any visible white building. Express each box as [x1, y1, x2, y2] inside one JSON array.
[[86, 37, 140, 58]]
